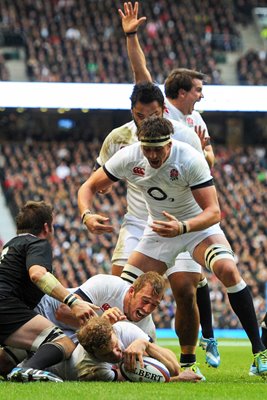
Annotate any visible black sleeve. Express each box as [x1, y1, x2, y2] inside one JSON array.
[[103, 165, 120, 182], [190, 178, 214, 190]]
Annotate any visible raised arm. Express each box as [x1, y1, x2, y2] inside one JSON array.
[[118, 1, 152, 83]]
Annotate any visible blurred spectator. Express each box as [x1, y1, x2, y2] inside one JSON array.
[[237, 49, 267, 85], [0, 54, 10, 81]]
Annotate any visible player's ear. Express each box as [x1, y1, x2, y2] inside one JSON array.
[[43, 222, 49, 234], [128, 286, 135, 295]]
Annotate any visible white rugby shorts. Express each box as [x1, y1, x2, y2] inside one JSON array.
[[134, 223, 224, 270], [112, 215, 147, 266]]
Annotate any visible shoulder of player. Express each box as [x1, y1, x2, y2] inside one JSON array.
[[191, 110, 206, 124], [114, 321, 147, 340], [171, 139, 203, 158], [86, 274, 127, 287], [105, 121, 136, 143], [11, 234, 49, 247]]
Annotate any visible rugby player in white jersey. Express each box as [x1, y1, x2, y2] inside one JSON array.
[[117, 1, 219, 368], [93, 82, 217, 372], [78, 116, 267, 378], [45, 317, 201, 382], [37, 272, 163, 341], [0, 272, 165, 378]]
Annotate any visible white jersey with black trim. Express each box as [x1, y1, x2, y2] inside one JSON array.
[[97, 119, 203, 222], [104, 140, 212, 222], [164, 97, 209, 137], [48, 321, 149, 381], [79, 275, 156, 340], [36, 275, 156, 340]]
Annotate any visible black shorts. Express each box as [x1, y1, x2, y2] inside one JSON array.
[[0, 296, 38, 344]]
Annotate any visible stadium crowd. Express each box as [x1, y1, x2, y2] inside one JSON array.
[[0, 0, 263, 84], [0, 136, 266, 330], [237, 49, 267, 85]]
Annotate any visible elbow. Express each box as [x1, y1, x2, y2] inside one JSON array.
[[213, 208, 221, 224], [30, 268, 46, 285]]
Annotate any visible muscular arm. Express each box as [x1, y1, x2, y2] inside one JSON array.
[[78, 167, 116, 234], [118, 1, 152, 83], [204, 144, 215, 168], [151, 185, 221, 237], [123, 338, 179, 376], [29, 265, 99, 324], [189, 185, 221, 230]]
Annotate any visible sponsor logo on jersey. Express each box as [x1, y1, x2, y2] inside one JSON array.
[[170, 168, 179, 181], [186, 117, 194, 127], [101, 303, 111, 311], [133, 167, 145, 176]]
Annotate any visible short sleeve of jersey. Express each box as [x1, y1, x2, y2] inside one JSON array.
[[78, 275, 127, 312], [97, 122, 137, 166], [104, 145, 133, 181], [192, 111, 209, 137], [170, 119, 203, 154], [182, 148, 212, 187], [25, 239, 52, 272]]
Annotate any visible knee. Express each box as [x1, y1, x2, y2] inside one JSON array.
[[213, 261, 241, 286], [173, 285, 197, 309], [55, 336, 76, 359]]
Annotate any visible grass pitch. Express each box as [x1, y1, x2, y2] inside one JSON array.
[[1, 339, 266, 400]]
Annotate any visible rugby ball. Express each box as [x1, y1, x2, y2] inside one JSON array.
[[120, 356, 170, 383]]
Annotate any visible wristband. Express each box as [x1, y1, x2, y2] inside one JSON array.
[[125, 31, 137, 36], [36, 272, 60, 295], [83, 213, 93, 225], [81, 209, 91, 224], [176, 220, 189, 236], [181, 221, 189, 234], [63, 293, 79, 308]]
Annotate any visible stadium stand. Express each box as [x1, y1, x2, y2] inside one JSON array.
[[0, 133, 266, 329], [237, 49, 267, 85], [0, 0, 255, 84]]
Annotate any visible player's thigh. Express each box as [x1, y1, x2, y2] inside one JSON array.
[[5, 314, 56, 349], [112, 219, 145, 269], [127, 251, 167, 275]]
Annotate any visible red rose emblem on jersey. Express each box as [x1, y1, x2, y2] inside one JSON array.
[[186, 117, 194, 127], [133, 166, 145, 176], [170, 168, 179, 181]]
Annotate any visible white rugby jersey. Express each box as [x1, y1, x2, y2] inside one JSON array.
[[104, 140, 212, 222], [97, 120, 148, 221], [79, 275, 156, 339], [48, 321, 149, 381], [36, 275, 156, 340], [164, 97, 209, 137], [97, 119, 202, 222]]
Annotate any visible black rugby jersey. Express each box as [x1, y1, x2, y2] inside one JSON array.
[[0, 234, 52, 308]]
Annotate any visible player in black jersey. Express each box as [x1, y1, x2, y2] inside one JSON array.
[[0, 200, 98, 382]]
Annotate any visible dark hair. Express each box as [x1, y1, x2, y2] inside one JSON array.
[[137, 116, 174, 141], [16, 200, 53, 235], [130, 82, 164, 109], [165, 68, 205, 99]]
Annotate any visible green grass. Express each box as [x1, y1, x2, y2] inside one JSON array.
[[1, 339, 267, 400]]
